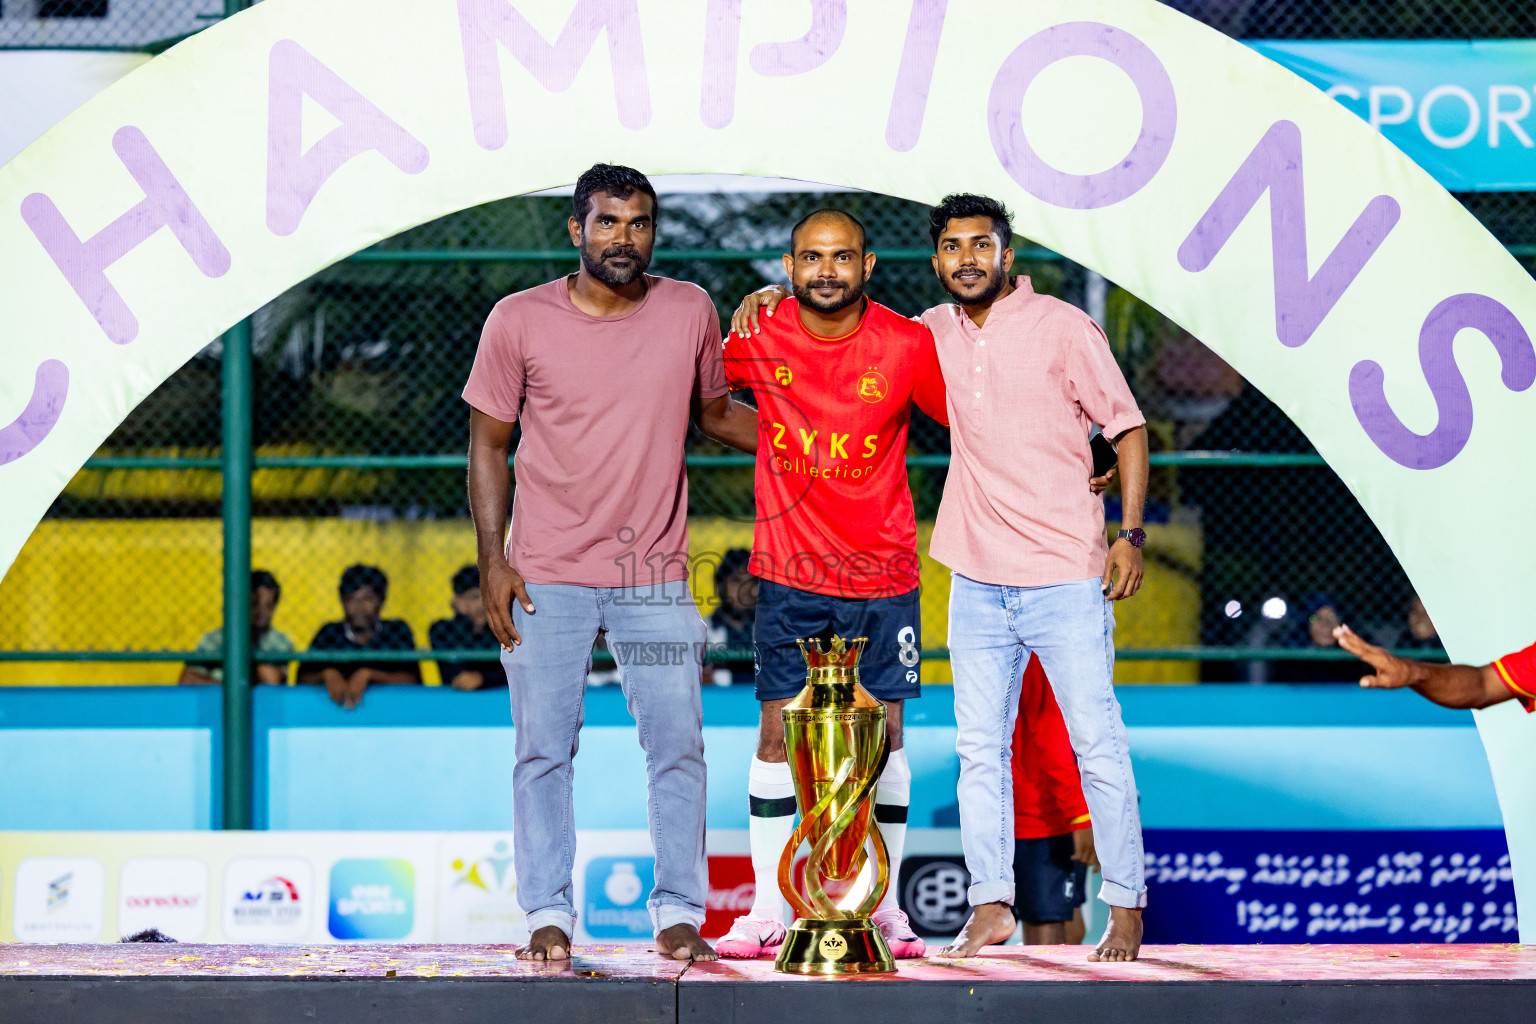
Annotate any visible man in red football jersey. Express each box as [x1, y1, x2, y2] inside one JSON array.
[[1335, 624, 1536, 712], [712, 210, 947, 960], [1012, 654, 1097, 945]]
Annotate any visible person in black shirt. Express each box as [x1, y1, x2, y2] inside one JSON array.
[[429, 565, 508, 690], [297, 564, 420, 707], [705, 549, 757, 685]]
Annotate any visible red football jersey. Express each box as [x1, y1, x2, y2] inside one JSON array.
[[1493, 642, 1536, 712], [1012, 654, 1092, 839], [722, 297, 948, 598]]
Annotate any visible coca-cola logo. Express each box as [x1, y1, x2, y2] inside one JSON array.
[[125, 894, 200, 909], [707, 881, 754, 914], [702, 856, 755, 939]]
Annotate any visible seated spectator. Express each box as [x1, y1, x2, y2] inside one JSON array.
[[297, 564, 420, 708], [429, 565, 507, 690], [1270, 592, 1360, 683], [706, 548, 758, 686], [1400, 593, 1441, 651], [179, 570, 293, 685]]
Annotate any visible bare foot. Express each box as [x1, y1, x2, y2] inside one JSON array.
[[1088, 906, 1143, 962], [935, 901, 1016, 958], [656, 923, 718, 961], [516, 925, 570, 961]]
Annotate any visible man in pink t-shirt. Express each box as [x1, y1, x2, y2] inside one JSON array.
[[919, 194, 1151, 964], [462, 164, 757, 964]]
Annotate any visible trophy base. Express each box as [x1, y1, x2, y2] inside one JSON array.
[[773, 918, 896, 975]]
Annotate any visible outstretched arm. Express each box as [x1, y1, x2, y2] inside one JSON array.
[[1334, 625, 1512, 709], [468, 408, 535, 650]]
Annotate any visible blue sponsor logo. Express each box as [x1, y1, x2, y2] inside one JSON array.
[[583, 857, 654, 938], [328, 859, 414, 940]]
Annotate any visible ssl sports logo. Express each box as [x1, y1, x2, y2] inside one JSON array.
[[328, 859, 414, 940], [899, 857, 971, 938], [584, 857, 655, 939]]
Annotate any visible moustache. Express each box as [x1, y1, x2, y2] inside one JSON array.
[[602, 246, 644, 262]]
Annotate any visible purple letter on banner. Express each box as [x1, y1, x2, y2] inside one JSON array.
[[0, 360, 68, 466], [700, 0, 742, 129], [1349, 293, 1535, 470], [458, 0, 650, 150], [1178, 120, 1400, 349], [267, 40, 429, 237], [749, 0, 846, 76], [702, 0, 847, 129], [988, 22, 1175, 210], [19, 126, 230, 346], [885, 0, 948, 152]]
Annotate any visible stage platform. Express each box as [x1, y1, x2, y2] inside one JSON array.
[[3, 943, 1533, 1023]]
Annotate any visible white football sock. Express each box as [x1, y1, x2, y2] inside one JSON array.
[[747, 756, 797, 922], [873, 747, 911, 914]]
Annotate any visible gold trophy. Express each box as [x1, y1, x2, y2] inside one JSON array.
[[773, 635, 896, 975]]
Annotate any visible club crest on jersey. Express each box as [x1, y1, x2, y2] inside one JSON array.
[[857, 368, 888, 403], [774, 366, 793, 387]]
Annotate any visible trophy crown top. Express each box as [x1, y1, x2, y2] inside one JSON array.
[[797, 635, 867, 669]]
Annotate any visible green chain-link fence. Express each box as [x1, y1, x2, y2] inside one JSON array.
[[5, 0, 1531, 687]]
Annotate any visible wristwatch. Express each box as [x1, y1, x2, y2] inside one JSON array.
[[1117, 527, 1146, 548]]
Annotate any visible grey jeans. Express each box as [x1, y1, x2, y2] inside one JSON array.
[[502, 580, 709, 938]]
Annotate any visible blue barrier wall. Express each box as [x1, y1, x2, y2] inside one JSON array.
[[0, 684, 1498, 833]]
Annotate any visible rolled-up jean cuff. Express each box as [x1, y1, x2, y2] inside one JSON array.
[[526, 908, 577, 939], [967, 881, 1015, 908], [1097, 880, 1148, 909], [651, 901, 705, 933]]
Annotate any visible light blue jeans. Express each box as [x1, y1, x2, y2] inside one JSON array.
[[501, 580, 709, 938], [949, 573, 1147, 910]]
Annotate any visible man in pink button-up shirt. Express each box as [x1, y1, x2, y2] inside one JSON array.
[[729, 195, 1152, 961], [921, 194, 1151, 963]]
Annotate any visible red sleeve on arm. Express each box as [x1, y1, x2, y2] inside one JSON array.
[[911, 327, 949, 426], [461, 302, 524, 423], [1066, 314, 1144, 440], [722, 332, 749, 392], [1493, 643, 1536, 712]]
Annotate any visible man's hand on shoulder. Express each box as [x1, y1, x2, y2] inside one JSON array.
[[483, 559, 535, 651], [731, 286, 790, 338]]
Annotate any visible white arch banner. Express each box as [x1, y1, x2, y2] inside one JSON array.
[[1, 0, 1532, 936]]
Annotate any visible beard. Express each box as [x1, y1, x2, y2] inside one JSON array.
[[792, 276, 866, 315], [943, 263, 1007, 305], [581, 241, 651, 287]]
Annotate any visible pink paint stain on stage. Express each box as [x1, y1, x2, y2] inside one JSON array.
[[2, 943, 1533, 1023]]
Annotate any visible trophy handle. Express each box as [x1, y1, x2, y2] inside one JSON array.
[[776, 737, 893, 921], [852, 740, 892, 919], [777, 755, 856, 919]]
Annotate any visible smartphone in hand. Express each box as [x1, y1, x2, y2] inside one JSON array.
[[1091, 432, 1118, 478]]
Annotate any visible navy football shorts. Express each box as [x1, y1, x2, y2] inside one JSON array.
[[752, 579, 922, 702], [1013, 833, 1089, 924]]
